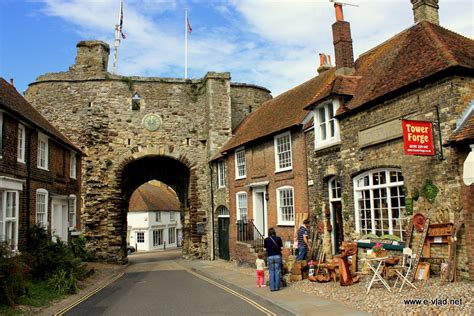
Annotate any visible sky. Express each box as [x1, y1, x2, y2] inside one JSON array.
[[0, 0, 473, 97]]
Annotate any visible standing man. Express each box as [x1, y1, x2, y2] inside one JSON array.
[[296, 219, 310, 261]]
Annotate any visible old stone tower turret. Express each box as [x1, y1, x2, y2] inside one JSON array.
[[25, 40, 271, 262]]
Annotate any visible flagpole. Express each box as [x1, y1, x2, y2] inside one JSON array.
[[185, 9, 188, 79], [113, 1, 123, 74]]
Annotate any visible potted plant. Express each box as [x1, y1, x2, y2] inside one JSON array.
[[372, 243, 388, 257]]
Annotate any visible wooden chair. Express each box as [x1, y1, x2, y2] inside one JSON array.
[[392, 247, 417, 292]]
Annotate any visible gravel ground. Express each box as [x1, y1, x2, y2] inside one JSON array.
[[221, 261, 473, 316]]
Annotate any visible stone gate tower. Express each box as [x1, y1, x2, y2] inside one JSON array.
[[25, 40, 271, 263]]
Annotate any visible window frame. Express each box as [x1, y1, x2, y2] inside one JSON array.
[[0, 112, 3, 159], [17, 124, 26, 163], [136, 231, 145, 243], [169, 211, 175, 221], [68, 195, 77, 229], [153, 229, 163, 246], [217, 160, 226, 188], [234, 148, 246, 179], [70, 152, 77, 179], [236, 191, 248, 221], [168, 227, 176, 244], [353, 168, 407, 240], [35, 189, 49, 228], [313, 100, 340, 150], [0, 190, 19, 251], [274, 131, 293, 172], [276, 186, 295, 226], [37, 133, 49, 170], [155, 211, 161, 222]]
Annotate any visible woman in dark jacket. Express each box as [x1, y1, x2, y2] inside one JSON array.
[[263, 227, 283, 291]]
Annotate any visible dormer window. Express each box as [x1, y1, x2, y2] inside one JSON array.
[[314, 99, 340, 150]]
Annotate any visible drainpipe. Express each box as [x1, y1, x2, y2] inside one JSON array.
[[209, 161, 215, 260], [25, 129, 32, 249]]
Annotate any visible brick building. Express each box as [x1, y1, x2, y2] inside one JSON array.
[[0, 78, 82, 251], [212, 0, 474, 280]]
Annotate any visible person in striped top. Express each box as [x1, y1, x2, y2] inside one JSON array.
[[296, 219, 310, 261]]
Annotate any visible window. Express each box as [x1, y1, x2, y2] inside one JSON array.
[[153, 229, 163, 246], [36, 189, 48, 228], [277, 187, 294, 225], [235, 148, 246, 179], [0, 113, 3, 158], [168, 227, 176, 244], [136, 232, 145, 243], [0, 191, 19, 250], [236, 192, 248, 221], [70, 152, 77, 179], [274, 132, 292, 171], [68, 195, 77, 228], [354, 169, 407, 240], [169, 211, 175, 221], [218, 160, 226, 188], [37, 133, 49, 170], [314, 100, 340, 149], [155, 211, 161, 222], [17, 124, 25, 163]]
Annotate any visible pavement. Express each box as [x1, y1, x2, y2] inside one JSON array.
[[43, 252, 370, 316], [179, 259, 370, 316]]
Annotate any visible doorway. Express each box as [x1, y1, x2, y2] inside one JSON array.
[[217, 206, 230, 260], [329, 177, 343, 254], [51, 198, 68, 242], [252, 187, 267, 237]]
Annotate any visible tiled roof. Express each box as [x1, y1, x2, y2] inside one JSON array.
[[128, 183, 180, 212], [220, 68, 336, 153], [337, 21, 474, 116], [0, 77, 82, 153], [446, 103, 474, 146]]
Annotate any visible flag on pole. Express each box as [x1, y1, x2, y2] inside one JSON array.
[[119, 0, 126, 39], [186, 16, 192, 33]]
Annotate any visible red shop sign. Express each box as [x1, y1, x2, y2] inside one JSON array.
[[402, 119, 435, 156]]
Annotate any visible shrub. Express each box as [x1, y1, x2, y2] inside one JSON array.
[[70, 235, 95, 262], [47, 269, 78, 295], [0, 242, 31, 306]]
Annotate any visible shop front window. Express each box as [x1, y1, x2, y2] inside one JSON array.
[[354, 169, 407, 240]]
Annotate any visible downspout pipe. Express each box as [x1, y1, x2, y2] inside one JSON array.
[[209, 161, 215, 260]]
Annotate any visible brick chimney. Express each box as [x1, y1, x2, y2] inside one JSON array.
[[411, 0, 439, 25], [331, 3, 354, 72]]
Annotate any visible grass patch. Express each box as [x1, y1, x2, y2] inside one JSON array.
[[0, 305, 23, 315], [18, 281, 64, 307]]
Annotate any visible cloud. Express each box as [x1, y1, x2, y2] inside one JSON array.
[[37, 0, 473, 96]]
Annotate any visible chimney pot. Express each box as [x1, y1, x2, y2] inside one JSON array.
[[334, 3, 344, 21], [9, 78, 14, 86]]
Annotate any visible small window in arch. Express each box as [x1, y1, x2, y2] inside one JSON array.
[[217, 206, 229, 218]]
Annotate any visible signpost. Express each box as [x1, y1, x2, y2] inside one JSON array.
[[402, 119, 435, 156]]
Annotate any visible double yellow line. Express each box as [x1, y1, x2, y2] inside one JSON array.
[[185, 268, 277, 316], [53, 272, 125, 316]]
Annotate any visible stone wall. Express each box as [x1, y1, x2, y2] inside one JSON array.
[[306, 76, 474, 278], [25, 40, 272, 263]]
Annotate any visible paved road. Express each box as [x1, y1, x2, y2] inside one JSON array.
[[64, 250, 289, 316]]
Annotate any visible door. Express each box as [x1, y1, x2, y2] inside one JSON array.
[[331, 201, 344, 254], [218, 217, 230, 260], [52, 199, 68, 242], [252, 188, 267, 237]]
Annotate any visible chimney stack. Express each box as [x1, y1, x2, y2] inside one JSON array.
[[331, 3, 354, 72], [9, 78, 14, 87], [317, 53, 332, 74], [411, 0, 439, 25]]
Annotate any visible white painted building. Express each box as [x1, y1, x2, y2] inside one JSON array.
[[127, 182, 182, 252]]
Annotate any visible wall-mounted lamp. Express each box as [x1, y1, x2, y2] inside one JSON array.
[[132, 92, 141, 110], [265, 192, 269, 201]]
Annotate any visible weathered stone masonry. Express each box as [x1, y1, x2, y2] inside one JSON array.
[[25, 40, 271, 263]]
